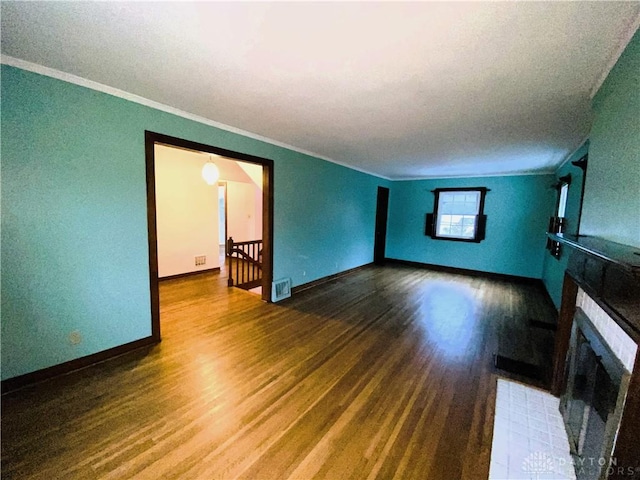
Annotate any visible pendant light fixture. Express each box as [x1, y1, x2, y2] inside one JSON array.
[[202, 155, 220, 185]]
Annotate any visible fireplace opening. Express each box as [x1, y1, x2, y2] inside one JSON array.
[[560, 309, 630, 480]]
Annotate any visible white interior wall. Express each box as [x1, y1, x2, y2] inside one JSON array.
[[226, 181, 259, 242], [237, 162, 263, 239], [238, 162, 263, 190], [218, 185, 226, 246], [254, 187, 263, 239], [155, 145, 220, 277], [227, 182, 257, 242]]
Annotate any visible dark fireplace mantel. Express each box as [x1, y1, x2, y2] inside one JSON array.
[[549, 233, 640, 480], [550, 233, 640, 273], [549, 233, 640, 340]]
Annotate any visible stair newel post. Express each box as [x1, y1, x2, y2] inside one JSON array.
[[227, 237, 234, 287]]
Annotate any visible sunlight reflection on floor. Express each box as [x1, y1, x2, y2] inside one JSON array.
[[418, 280, 477, 359]]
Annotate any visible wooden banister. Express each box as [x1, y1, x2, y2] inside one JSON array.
[[227, 237, 263, 290]]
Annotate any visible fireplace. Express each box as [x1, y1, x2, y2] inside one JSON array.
[[549, 233, 640, 480], [560, 308, 631, 480]]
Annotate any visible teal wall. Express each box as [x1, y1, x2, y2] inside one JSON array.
[[541, 142, 589, 309], [386, 174, 555, 279], [581, 29, 640, 248], [1, 65, 387, 380], [541, 30, 640, 307], [4, 28, 639, 381], [275, 152, 386, 285]]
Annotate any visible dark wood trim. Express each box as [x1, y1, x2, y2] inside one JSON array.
[[151, 132, 276, 167], [571, 154, 588, 172], [427, 187, 488, 243], [262, 155, 274, 302], [429, 186, 491, 193], [227, 239, 263, 290], [550, 272, 578, 396], [425, 235, 484, 244], [385, 258, 543, 285], [570, 268, 640, 343], [291, 263, 374, 295], [550, 233, 640, 340], [144, 130, 275, 313], [159, 267, 220, 282], [549, 233, 640, 275], [610, 347, 640, 478], [572, 154, 588, 235], [551, 177, 569, 220], [552, 174, 572, 190], [1, 336, 157, 395], [145, 131, 161, 343]]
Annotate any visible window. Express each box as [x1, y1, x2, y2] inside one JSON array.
[[552, 174, 571, 223], [546, 174, 571, 258], [548, 175, 571, 237], [425, 187, 489, 242], [436, 191, 480, 239], [557, 182, 569, 218]]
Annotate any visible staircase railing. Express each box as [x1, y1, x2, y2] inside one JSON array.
[[227, 237, 263, 290]]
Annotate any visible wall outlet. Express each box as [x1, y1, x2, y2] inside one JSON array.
[[69, 330, 82, 345], [195, 255, 206, 266]]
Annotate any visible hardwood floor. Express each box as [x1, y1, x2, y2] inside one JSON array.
[[1, 264, 556, 479]]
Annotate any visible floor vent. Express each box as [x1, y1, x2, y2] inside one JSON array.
[[272, 278, 292, 302]]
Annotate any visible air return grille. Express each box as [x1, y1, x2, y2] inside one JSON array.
[[272, 278, 292, 302]]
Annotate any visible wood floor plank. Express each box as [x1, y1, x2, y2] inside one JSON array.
[[1, 264, 556, 479]]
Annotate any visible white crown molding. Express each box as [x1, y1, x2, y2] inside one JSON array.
[[589, 13, 640, 100], [1, 55, 391, 181], [392, 169, 556, 182]]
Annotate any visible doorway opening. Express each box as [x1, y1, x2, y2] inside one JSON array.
[[374, 186, 389, 265], [145, 131, 273, 341]]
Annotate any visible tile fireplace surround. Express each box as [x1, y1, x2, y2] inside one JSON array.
[[576, 288, 637, 373]]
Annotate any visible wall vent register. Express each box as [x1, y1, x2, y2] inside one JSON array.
[[272, 278, 292, 302]]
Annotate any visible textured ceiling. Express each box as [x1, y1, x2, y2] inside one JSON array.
[[2, 2, 639, 179]]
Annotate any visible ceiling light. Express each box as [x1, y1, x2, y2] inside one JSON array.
[[202, 156, 220, 185]]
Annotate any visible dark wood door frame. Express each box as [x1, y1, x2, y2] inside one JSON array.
[[373, 186, 390, 265], [145, 131, 274, 342]]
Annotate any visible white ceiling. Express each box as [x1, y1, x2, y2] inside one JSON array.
[[2, 2, 639, 179]]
